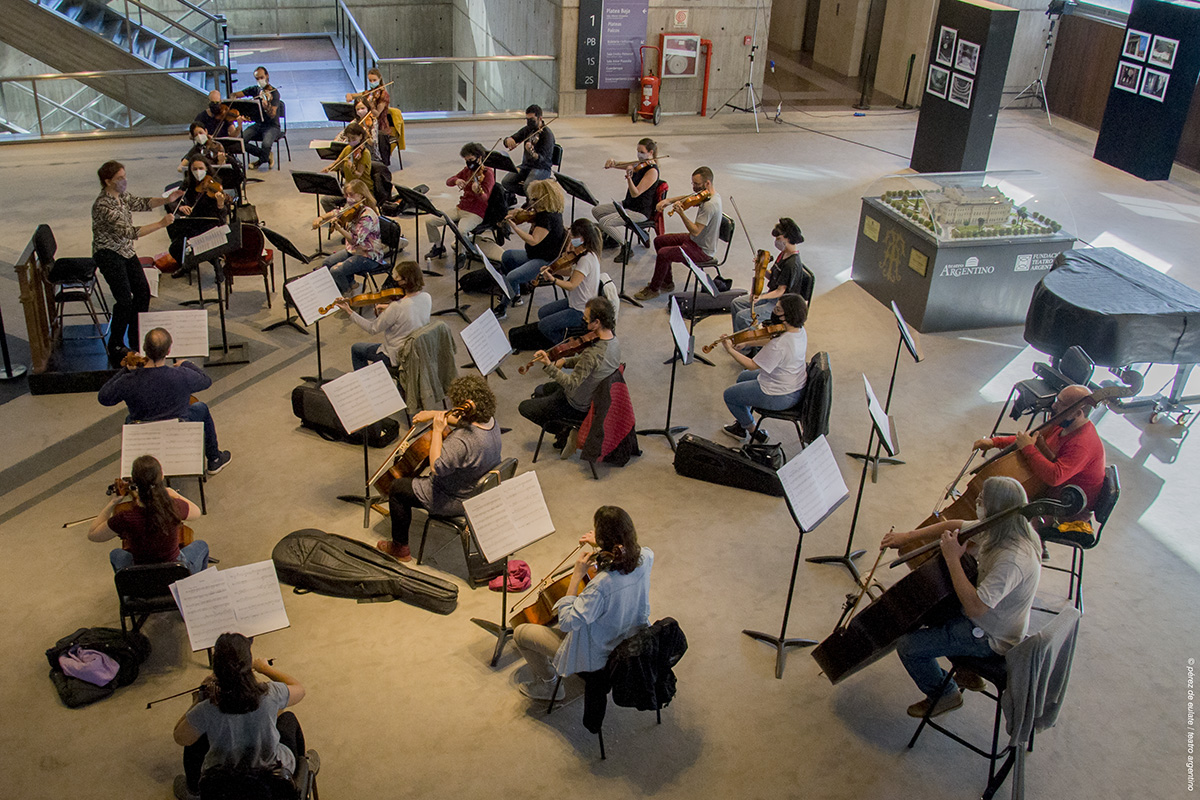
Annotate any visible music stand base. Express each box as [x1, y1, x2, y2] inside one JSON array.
[[0, 364, 27, 380], [206, 342, 250, 367], [742, 629, 817, 680], [619, 292, 643, 309], [806, 550, 867, 583], [432, 304, 471, 323], [470, 618, 513, 667], [666, 352, 713, 367], [263, 316, 309, 335], [636, 426, 687, 451]]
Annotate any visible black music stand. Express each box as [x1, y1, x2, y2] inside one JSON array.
[[217, 136, 254, 197], [460, 252, 510, 380], [321, 101, 355, 123], [431, 216, 474, 322], [170, 217, 224, 309], [556, 172, 598, 220], [637, 296, 690, 450], [200, 223, 250, 368], [0, 300, 25, 380], [484, 151, 518, 174], [228, 98, 266, 181], [670, 251, 716, 367], [291, 171, 344, 259], [846, 301, 922, 481], [261, 227, 310, 335], [213, 163, 242, 206], [393, 185, 441, 277], [611, 200, 651, 307]]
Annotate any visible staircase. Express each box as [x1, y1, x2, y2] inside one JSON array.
[[0, 0, 229, 125]]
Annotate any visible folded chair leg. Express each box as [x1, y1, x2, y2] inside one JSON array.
[[598, 728, 606, 760]]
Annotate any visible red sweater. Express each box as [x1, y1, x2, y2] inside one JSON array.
[[447, 166, 494, 218], [993, 422, 1106, 515]]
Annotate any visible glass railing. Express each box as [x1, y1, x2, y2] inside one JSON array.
[[375, 56, 557, 117]]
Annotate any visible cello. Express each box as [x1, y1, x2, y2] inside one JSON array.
[[370, 402, 473, 496], [508, 544, 599, 628]]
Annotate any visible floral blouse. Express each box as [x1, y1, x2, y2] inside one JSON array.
[[347, 207, 386, 262], [92, 191, 154, 258]]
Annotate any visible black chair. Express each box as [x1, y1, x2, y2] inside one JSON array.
[[33, 224, 110, 338], [681, 214, 735, 293], [365, 216, 405, 291], [533, 420, 599, 479], [1040, 464, 1119, 613], [115, 562, 192, 634], [753, 351, 832, 448], [551, 142, 563, 173], [991, 345, 1095, 436], [415, 457, 518, 586], [273, 101, 292, 170], [198, 749, 320, 800]]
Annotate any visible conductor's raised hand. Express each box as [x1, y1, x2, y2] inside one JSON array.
[[167, 188, 186, 203]]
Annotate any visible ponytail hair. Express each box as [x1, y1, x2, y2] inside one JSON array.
[[130, 455, 182, 547]]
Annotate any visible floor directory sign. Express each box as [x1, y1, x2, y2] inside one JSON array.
[[576, 0, 648, 90]]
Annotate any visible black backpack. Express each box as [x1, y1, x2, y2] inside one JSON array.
[[290, 385, 400, 447], [45, 627, 152, 708]]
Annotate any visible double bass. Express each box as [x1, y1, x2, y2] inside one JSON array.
[[370, 402, 474, 496]]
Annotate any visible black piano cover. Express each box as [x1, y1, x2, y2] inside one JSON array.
[[1024, 248, 1200, 368]]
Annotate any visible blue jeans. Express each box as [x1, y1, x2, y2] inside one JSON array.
[[110, 539, 210, 574], [537, 299, 584, 345], [499, 250, 548, 308], [324, 250, 384, 295], [731, 295, 776, 333], [895, 613, 997, 698], [243, 121, 280, 165], [179, 402, 221, 463], [502, 167, 552, 196], [723, 370, 802, 430], [351, 342, 393, 371]]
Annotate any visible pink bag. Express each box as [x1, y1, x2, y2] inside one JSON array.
[[59, 646, 120, 687], [488, 559, 531, 592]]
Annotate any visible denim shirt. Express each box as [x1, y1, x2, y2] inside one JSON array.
[[552, 547, 653, 675]]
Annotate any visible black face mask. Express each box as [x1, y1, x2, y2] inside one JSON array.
[[209, 102, 221, 112], [771, 308, 784, 323], [466, 159, 479, 169]]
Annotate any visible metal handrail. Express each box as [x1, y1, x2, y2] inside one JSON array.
[[0, 65, 227, 84], [7, 82, 107, 130], [173, 0, 221, 24], [378, 55, 556, 65], [116, 0, 220, 54], [335, 0, 379, 64]]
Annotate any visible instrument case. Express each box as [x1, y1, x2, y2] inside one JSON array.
[[272, 529, 458, 614], [291, 384, 400, 447], [672, 434, 784, 497]]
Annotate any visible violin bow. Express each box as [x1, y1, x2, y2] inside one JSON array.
[[508, 543, 586, 615], [468, 133, 506, 188]]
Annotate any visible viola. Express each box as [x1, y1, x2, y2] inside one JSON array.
[[319, 286, 406, 315], [535, 248, 583, 284], [508, 545, 599, 628], [667, 188, 713, 216], [312, 199, 366, 230], [702, 322, 786, 354], [605, 154, 668, 170], [108, 478, 196, 549], [371, 402, 474, 496], [322, 140, 369, 175], [517, 330, 600, 375]]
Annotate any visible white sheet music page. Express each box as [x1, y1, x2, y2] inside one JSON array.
[[681, 252, 717, 296], [863, 374, 898, 457], [479, 253, 512, 300], [463, 471, 555, 563], [223, 561, 290, 638], [138, 310, 210, 358], [190, 224, 230, 257], [668, 297, 693, 365], [121, 420, 205, 477], [460, 310, 511, 376], [287, 267, 342, 326], [320, 361, 406, 434], [144, 267, 161, 298], [776, 435, 850, 532], [173, 567, 238, 652]]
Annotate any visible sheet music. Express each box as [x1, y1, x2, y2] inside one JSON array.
[[460, 310, 511, 376], [681, 252, 717, 296], [479, 252, 511, 300], [286, 267, 342, 326], [668, 297, 693, 365], [309, 140, 336, 149], [463, 471, 555, 563], [144, 267, 160, 298], [776, 435, 850, 532], [863, 374, 898, 457], [190, 224, 230, 258], [320, 361, 406, 434], [121, 420, 205, 477], [138, 310, 209, 358], [172, 561, 290, 651]]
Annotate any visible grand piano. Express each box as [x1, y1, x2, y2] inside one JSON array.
[[1025, 247, 1200, 422]]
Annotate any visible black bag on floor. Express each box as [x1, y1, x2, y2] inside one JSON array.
[[45, 627, 152, 708], [291, 385, 400, 447], [459, 266, 497, 294], [272, 529, 458, 614], [668, 289, 746, 319], [508, 322, 552, 353], [672, 434, 784, 496]]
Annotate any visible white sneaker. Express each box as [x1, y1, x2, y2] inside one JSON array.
[[518, 677, 559, 701]]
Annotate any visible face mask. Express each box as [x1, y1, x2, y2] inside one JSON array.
[[976, 501, 987, 519], [348, 139, 361, 149], [368, 79, 380, 88], [357, 108, 367, 117], [774, 236, 786, 251], [192, 169, 206, 181], [466, 159, 478, 169], [256, 77, 267, 88], [195, 132, 207, 144], [209, 101, 221, 112], [114, 178, 127, 194], [571, 237, 584, 248], [637, 151, 651, 161]]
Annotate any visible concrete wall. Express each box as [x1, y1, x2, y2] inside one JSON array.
[[768, 0, 806, 57], [451, 0, 559, 114], [876, 0, 936, 103], [998, 0, 1060, 106], [813, 0, 871, 77]]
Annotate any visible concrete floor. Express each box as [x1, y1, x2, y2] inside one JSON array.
[[1, 107, 1198, 800]]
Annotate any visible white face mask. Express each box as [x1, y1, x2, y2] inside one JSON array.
[[256, 77, 267, 88], [637, 151, 651, 161], [774, 236, 787, 252], [195, 132, 207, 144], [976, 501, 987, 519], [368, 79, 380, 89], [571, 237, 584, 248], [192, 169, 206, 181]]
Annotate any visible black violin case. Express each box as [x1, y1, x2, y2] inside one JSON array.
[[672, 434, 785, 497]]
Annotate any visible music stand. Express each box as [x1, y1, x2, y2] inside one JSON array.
[[459, 309, 511, 379], [556, 172, 598, 220], [170, 217, 224, 309], [431, 216, 474, 322], [291, 171, 344, 258], [261, 227, 311, 335], [673, 251, 717, 367], [807, 375, 899, 586], [228, 98, 266, 181], [0, 299, 25, 380], [393, 185, 442, 277], [199, 223, 250, 368], [846, 301, 922, 481], [461, 252, 511, 380], [321, 101, 355, 123], [636, 296, 690, 450], [484, 151, 518, 174], [611, 200, 652, 307], [285, 266, 340, 383], [743, 436, 849, 678], [217, 136, 254, 195], [212, 164, 241, 206]]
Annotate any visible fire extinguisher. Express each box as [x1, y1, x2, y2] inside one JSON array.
[[633, 45, 662, 125]]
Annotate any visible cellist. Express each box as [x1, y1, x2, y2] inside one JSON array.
[[375, 376, 501, 563], [880, 477, 1043, 719], [512, 505, 653, 702]]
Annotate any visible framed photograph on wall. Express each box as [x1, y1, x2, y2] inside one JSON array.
[[936, 27, 957, 67], [926, 65, 950, 99], [949, 74, 974, 108], [955, 40, 980, 75], [1140, 68, 1169, 101], [1123, 29, 1151, 61], [1114, 61, 1143, 93], [1148, 36, 1178, 70]]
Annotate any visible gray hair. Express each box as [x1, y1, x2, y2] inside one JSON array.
[[974, 476, 1040, 560]]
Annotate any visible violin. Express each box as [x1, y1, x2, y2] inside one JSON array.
[[108, 478, 196, 549], [319, 286, 406, 315], [312, 199, 365, 230], [214, 102, 241, 122], [371, 402, 474, 496], [606, 154, 668, 170], [667, 188, 713, 216], [702, 322, 786, 354], [750, 249, 771, 299], [508, 545, 599, 628], [259, 84, 278, 119], [322, 140, 369, 174], [196, 175, 229, 203], [349, 81, 393, 104], [508, 207, 537, 226], [517, 330, 600, 375], [535, 247, 583, 284], [359, 108, 377, 130]]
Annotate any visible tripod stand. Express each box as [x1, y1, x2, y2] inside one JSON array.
[[711, 0, 765, 132], [1003, 13, 1061, 126]]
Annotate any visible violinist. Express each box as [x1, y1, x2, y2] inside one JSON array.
[[318, 179, 386, 296], [180, 123, 226, 171], [881, 477, 1042, 719], [319, 123, 377, 212], [193, 90, 241, 138], [501, 104, 555, 198], [87, 454, 208, 574], [424, 142, 495, 261], [167, 157, 230, 279], [333, 261, 431, 372], [635, 166, 723, 301], [336, 100, 394, 201], [731, 218, 813, 333], [591, 137, 661, 261], [495, 179, 566, 320], [98, 328, 232, 475], [535, 218, 602, 345], [512, 505, 652, 702], [518, 297, 619, 452], [345, 67, 394, 165], [234, 66, 281, 171], [720, 294, 808, 444], [91, 160, 183, 366], [376, 376, 501, 563]]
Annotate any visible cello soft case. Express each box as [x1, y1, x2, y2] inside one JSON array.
[[272, 529, 458, 614]]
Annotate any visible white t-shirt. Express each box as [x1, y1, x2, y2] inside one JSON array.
[[973, 537, 1042, 653], [754, 329, 808, 396], [567, 252, 600, 313], [348, 291, 432, 363]]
